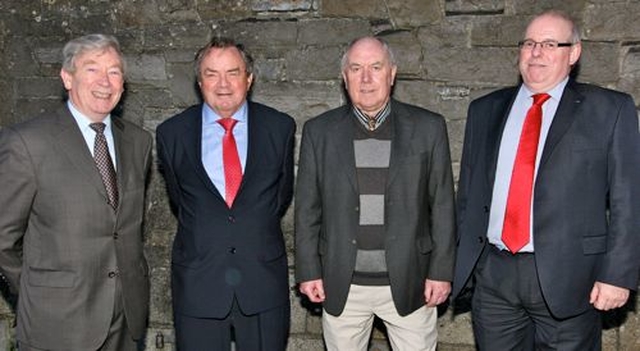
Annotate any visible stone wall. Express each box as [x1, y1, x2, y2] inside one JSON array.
[[1, 0, 639, 350]]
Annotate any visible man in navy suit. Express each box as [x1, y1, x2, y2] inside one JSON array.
[[156, 37, 295, 351], [452, 10, 640, 351]]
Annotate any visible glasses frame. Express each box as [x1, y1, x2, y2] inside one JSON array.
[[518, 39, 574, 51]]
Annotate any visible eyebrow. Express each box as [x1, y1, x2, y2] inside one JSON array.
[[203, 67, 243, 74]]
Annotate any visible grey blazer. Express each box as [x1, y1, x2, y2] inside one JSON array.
[[295, 99, 456, 316], [0, 105, 152, 350]]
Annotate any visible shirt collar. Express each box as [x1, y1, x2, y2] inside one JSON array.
[[202, 101, 249, 125], [522, 77, 569, 102], [67, 100, 112, 131], [352, 100, 392, 131]]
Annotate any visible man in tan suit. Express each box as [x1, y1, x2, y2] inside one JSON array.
[[0, 34, 152, 350]]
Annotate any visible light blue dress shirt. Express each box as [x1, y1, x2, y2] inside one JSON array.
[[67, 101, 117, 171], [487, 78, 569, 252], [201, 102, 249, 197]]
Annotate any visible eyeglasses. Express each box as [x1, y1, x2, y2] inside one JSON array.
[[518, 39, 573, 51]]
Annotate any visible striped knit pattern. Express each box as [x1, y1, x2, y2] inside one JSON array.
[[351, 114, 393, 285]]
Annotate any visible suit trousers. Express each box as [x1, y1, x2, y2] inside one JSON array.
[[19, 278, 138, 351], [174, 297, 290, 351], [322, 284, 437, 351], [472, 245, 601, 351]]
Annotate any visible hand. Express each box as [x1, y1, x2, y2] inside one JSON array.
[[424, 279, 451, 307], [299, 279, 326, 303], [589, 281, 629, 311]]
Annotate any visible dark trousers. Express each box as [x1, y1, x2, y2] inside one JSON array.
[[472, 245, 601, 351], [174, 299, 290, 351]]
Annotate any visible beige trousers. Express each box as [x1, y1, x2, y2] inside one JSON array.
[[322, 284, 437, 351]]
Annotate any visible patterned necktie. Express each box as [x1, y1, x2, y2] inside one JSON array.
[[502, 93, 550, 253], [218, 118, 242, 208], [90, 123, 119, 211]]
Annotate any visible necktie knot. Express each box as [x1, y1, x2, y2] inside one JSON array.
[[218, 118, 238, 132], [90, 122, 106, 134], [532, 93, 550, 107]]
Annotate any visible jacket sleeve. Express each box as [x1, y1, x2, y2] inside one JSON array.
[[276, 119, 296, 218], [294, 122, 324, 283], [597, 94, 640, 290], [0, 127, 35, 293], [426, 117, 457, 282]]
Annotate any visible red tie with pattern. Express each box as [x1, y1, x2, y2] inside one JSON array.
[[218, 118, 242, 208], [502, 93, 550, 253]]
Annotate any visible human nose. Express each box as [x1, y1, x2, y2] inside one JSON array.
[[530, 42, 543, 56], [361, 68, 372, 83], [218, 74, 230, 87]]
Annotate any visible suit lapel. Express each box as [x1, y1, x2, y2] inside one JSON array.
[[180, 105, 225, 200], [329, 108, 358, 193], [53, 106, 111, 203], [241, 103, 260, 193], [387, 101, 415, 187], [539, 83, 583, 169]]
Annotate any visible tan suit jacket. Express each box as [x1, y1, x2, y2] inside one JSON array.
[[0, 105, 152, 350]]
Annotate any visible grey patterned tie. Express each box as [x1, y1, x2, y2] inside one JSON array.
[[90, 123, 119, 211]]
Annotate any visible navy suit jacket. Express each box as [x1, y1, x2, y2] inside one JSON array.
[[452, 81, 640, 318], [156, 101, 295, 318]]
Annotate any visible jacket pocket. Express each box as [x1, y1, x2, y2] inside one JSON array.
[[28, 267, 76, 288], [262, 241, 286, 262], [418, 237, 433, 254], [582, 235, 607, 255]]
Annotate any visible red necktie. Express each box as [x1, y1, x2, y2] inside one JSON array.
[[502, 93, 550, 253], [218, 118, 242, 208]]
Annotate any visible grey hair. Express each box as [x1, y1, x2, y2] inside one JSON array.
[[340, 36, 397, 72], [194, 37, 254, 81], [532, 10, 581, 44], [61, 34, 125, 74]]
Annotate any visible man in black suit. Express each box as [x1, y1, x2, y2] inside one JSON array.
[[295, 36, 456, 350], [156, 37, 295, 351], [452, 10, 640, 351]]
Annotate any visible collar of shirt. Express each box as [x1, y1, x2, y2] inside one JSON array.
[[202, 101, 249, 126], [520, 77, 569, 105], [352, 101, 391, 131], [67, 100, 113, 134], [67, 100, 117, 170]]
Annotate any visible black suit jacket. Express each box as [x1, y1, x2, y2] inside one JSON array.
[[295, 99, 456, 316], [156, 102, 295, 318], [452, 81, 640, 318]]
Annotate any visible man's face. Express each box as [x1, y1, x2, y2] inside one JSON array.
[[519, 14, 581, 93], [60, 47, 125, 122], [342, 38, 397, 116], [198, 47, 253, 118]]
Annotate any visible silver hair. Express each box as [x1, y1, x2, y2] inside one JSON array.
[[340, 36, 397, 72], [61, 34, 125, 74], [531, 10, 581, 44]]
